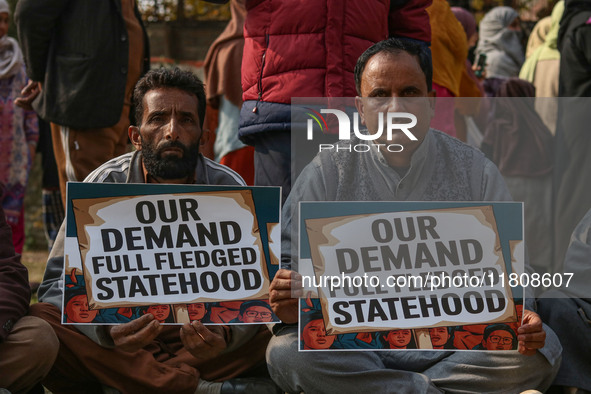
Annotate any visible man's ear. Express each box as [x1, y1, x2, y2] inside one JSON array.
[[129, 126, 142, 150], [200, 127, 210, 147], [355, 96, 366, 125], [428, 90, 436, 117]]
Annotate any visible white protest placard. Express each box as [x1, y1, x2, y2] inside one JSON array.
[[70, 190, 270, 309], [304, 205, 516, 335]]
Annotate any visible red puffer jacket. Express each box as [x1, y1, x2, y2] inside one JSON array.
[[239, 0, 432, 140]]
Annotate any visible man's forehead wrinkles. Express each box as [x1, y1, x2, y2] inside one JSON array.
[[146, 107, 195, 116]]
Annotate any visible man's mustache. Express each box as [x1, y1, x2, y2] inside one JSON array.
[[156, 141, 189, 155]]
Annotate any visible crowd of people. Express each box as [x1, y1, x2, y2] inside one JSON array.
[[1, 0, 590, 393]]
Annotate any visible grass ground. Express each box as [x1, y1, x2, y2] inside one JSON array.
[[23, 153, 52, 302], [22, 250, 49, 284], [22, 249, 49, 304]]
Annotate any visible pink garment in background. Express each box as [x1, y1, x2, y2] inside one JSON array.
[[431, 84, 456, 137]]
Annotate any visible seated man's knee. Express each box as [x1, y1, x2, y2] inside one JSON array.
[[266, 326, 310, 392], [23, 316, 60, 367], [0, 315, 59, 392], [15, 316, 59, 374], [266, 326, 299, 376]]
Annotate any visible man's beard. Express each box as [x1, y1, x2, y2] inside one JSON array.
[[141, 138, 200, 180]]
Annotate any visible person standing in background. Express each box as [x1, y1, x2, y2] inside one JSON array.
[[524, 15, 552, 59], [451, 7, 485, 147], [203, 0, 254, 185], [426, 0, 468, 139], [481, 78, 554, 276], [238, 0, 433, 203], [0, 0, 38, 254], [476, 6, 525, 79], [553, 0, 591, 271], [520, 1, 564, 134], [14, 0, 150, 208], [36, 116, 64, 251]]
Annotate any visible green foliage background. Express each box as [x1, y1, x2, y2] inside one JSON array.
[[138, 0, 230, 22]]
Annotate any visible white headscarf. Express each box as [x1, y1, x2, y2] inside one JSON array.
[[476, 6, 525, 78], [0, 0, 24, 78], [0, 0, 8, 14]]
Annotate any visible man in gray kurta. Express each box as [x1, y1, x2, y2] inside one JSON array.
[[266, 38, 561, 394], [539, 208, 591, 393]]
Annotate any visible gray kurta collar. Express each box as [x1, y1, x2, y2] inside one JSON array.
[[367, 129, 436, 199]]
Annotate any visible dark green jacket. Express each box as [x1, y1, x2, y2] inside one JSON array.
[[15, 0, 150, 129]]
